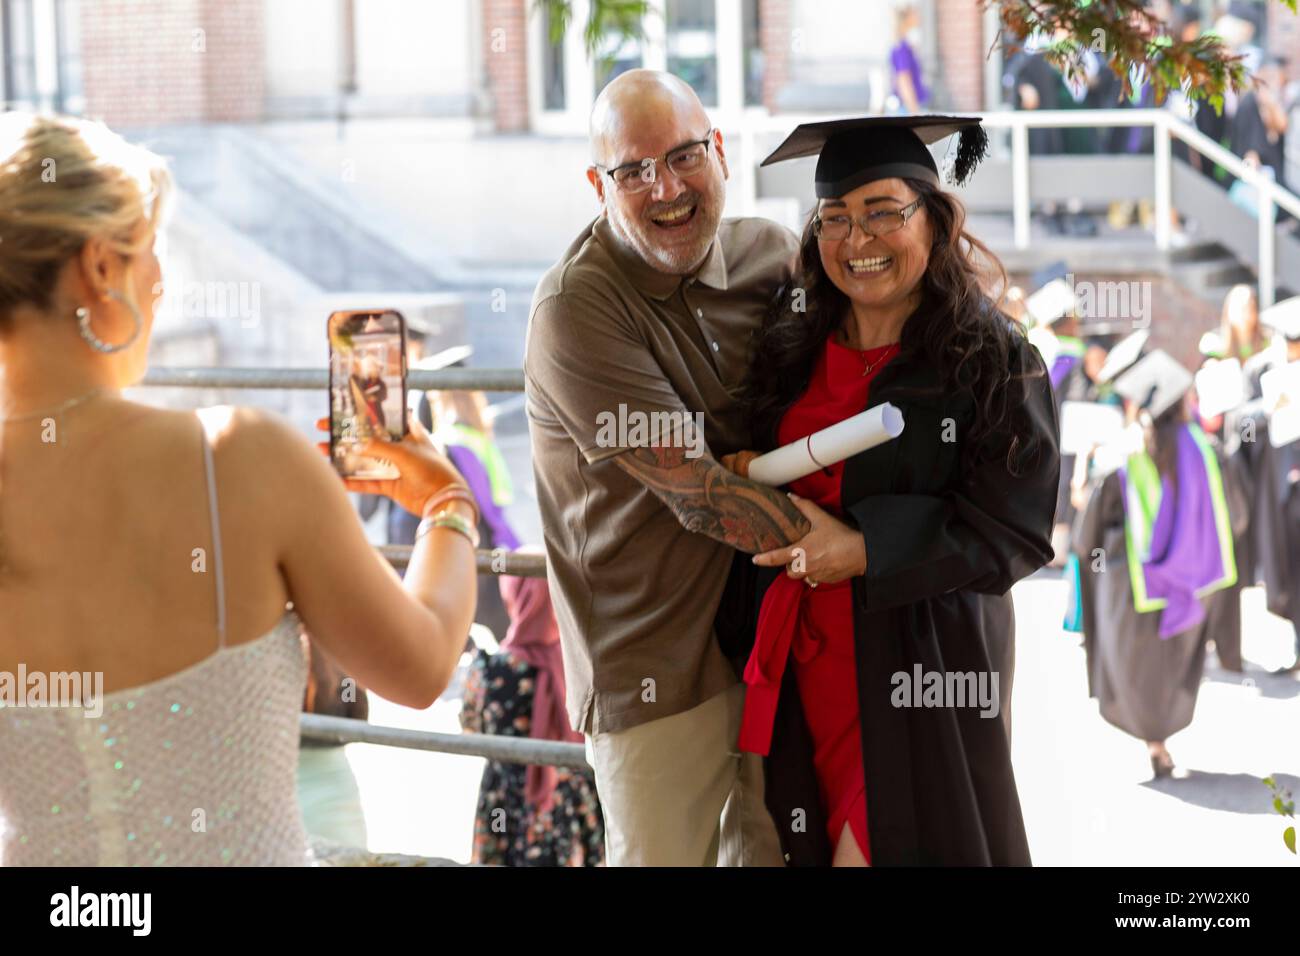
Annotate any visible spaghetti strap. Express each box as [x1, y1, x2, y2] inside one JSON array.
[[197, 416, 228, 648]]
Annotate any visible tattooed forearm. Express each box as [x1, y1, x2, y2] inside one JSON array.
[[613, 445, 810, 553]]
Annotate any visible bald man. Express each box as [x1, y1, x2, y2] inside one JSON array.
[[524, 70, 806, 866]]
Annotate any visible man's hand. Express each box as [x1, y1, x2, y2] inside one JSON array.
[[752, 493, 867, 585], [719, 449, 759, 478]]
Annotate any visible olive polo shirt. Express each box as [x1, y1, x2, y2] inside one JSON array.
[[524, 213, 800, 734]]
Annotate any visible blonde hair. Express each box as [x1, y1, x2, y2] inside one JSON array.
[[0, 112, 172, 331], [894, 2, 917, 34], [1219, 283, 1264, 357]]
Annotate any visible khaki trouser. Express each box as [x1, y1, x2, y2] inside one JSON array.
[[584, 682, 785, 866]]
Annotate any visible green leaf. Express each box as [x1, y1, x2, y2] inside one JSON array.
[[537, 0, 572, 46], [582, 0, 651, 59], [1274, 797, 1285, 816], [1264, 776, 1276, 789], [1285, 827, 1296, 854]]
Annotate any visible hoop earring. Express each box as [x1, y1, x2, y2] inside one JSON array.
[[77, 290, 142, 354]]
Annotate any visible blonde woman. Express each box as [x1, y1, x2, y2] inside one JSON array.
[[0, 114, 478, 865], [1200, 284, 1269, 362]]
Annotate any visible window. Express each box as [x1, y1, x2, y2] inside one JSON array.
[[593, 29, 643, 96], [2, 0, 38, 109], [742, 0, 763, 107], [541, 2, 565, 110], [54, 0, 83, 114], [666, 0, 717, 107]]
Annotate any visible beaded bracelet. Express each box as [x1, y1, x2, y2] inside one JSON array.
[[415, 510, 480, 548], [421, 484, 479, 526]]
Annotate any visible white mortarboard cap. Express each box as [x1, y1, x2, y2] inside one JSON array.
[[1025, 278, 1077, 326], [1113, 349, 1194, 419], [1261, 296, 1300, 341], [1095, 329, 1150, 384]]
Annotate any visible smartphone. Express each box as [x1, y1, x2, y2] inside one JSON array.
[[327, 309, 408, 480]]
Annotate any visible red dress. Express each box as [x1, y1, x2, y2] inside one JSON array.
[[738, 336, 899, 863]]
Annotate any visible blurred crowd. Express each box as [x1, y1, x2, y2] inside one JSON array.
[[1013, 266, 1300, 778], [999, 0, 1296, 237]]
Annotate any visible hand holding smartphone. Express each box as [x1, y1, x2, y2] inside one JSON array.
[[328, 309, 408, 480], [323, 308, 470, 515]]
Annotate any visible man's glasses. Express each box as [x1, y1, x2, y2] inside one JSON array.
[[812, 197, 925, 241], [595, 131, 715, 195]]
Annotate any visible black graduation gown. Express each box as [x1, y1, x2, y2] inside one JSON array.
[[1015, 54, 1066, 154], [1052, 357, 1093, 527], [1250, 425, 1300, 648], [1208, 444, 1251, 671], [1211, 379, 1271, 670], [1072, 443, 1248, 741], [717, 325, 1059, 866]]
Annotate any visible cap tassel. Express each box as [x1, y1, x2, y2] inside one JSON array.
[[949, 124, 989, 187]]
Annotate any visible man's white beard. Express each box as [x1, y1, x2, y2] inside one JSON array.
[[607, 193, 720, 276]]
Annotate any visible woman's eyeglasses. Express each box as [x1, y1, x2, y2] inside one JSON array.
[[594, 131, 715, 195], [812, 197, 925, 241]]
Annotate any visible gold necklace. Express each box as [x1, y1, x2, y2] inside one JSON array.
[[860, 348, 893, 377], [0, 386, 105, 423], [838, 327, 896, 377], [0, 387, 106, 581]]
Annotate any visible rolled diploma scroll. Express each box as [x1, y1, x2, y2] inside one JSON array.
[[747, 403, 905, 487]]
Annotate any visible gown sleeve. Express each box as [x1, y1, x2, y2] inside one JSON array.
[[845, 335, 1060, 614], [1072, 474, 1118, 626]]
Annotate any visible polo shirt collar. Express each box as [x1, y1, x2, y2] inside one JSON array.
[[594, 214, 729, 301]]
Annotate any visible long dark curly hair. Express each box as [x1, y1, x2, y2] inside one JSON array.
[[745, 177, 1046, 477]]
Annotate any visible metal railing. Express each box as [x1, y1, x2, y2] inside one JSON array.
[[300, 714, 590, 770], [140, 366, 545, 582], [142, 366, 525, 393], [380, 545, 546, 577], [140, 365, 553, 762]]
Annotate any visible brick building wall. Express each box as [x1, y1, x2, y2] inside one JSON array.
[[758, 0, 791, 113], [935, 0, 986, 111], [482, 0, 528, 132], [200, 0, 264, 123], [1009, 269, 1219, 371], [81, 0, 207, 126], [80, 0, 264, 128]]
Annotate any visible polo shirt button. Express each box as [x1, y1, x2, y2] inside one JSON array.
[[696, 308, 704, 318], [712, 341, 720, 352]]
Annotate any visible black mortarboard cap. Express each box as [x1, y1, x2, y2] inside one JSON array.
[[1113, 349, 1194, 419], [760, 114, 989, 198], [1030, 260, 1069, 293]]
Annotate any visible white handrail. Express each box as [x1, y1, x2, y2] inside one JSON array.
[[735, 107, 1299, 308]]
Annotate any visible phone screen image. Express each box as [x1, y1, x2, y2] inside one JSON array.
[[328, 310, 407, 480]]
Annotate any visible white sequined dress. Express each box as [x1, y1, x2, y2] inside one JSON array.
[[0, 415, 313, 865]]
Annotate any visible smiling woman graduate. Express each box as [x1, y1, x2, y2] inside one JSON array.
[[715, 115, 1060, 866]]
